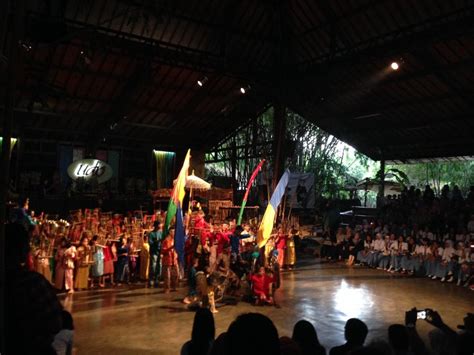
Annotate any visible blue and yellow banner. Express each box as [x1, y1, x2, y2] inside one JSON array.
[[257, 170, 290, 248]]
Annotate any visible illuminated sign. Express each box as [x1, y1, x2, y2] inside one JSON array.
[[67, 159, 113, 184]]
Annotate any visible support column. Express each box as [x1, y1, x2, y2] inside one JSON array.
[[0, 1, 24, 352], [230, 140, 237, 204], [272, 103, 286, 189], [377, 159, 386, 208]]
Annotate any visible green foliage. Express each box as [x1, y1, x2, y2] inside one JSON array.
[[205, 107, 377, 198], [389, 161, 474, 194], [375, 168, 410, 186]]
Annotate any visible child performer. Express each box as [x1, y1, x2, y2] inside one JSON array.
[[161, 228, 179, 293], [139, 234, 150, 281], [249, 266, 274, 305], [74, 235, 91, 290], [90, 235, 105, 288]]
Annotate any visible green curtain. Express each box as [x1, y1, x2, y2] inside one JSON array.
[[154, 150, 176, 188], [0, 137, 17, 155]]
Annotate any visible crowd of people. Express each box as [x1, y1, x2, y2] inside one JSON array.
[[5, 184, 474, 354], [180, 308, 474, 355], [9, 197, 299, 307], [320, 185, 474, 289]]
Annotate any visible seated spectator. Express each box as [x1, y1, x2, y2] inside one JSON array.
[[329, 318, 368, 355], [279, 336, 301, 355], [52, 310, 74, 355], [356, 235, 372, 266], [226, 313, 280, 355], [181, 308, 215, 355], [292, 319, 326, 355]]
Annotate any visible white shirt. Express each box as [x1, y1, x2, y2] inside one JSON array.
[[441, 247, 455, 262], [456, 248, 470, 263], [373, 239, 385, 251], [415, 245, 429, 256], [399, 242, 408, 251]]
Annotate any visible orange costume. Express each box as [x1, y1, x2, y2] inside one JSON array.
[[161, 236, 178, 291]]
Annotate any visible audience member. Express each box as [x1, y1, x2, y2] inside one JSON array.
[[292, 320, 326, 355], [181, 308, 215, 355], [52, 310, 75, 355], [329, 318, 368, 355], [5, 223, 63, 354], [226, 313, 280, 355]]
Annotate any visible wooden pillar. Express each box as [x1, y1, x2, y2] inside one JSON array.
[[272, 103, 286, 188], [377, 159, 386, 208], [231, 140, 237, 204], [0, 0, 24, 352]]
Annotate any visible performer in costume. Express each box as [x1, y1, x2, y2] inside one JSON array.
[[116, 237, 130, 285], [63, 240, 77, 292], [34, 237, 52, 283], [161, 228, 179, 293], [275, 227, 287, 268], [285, 229, 297, 270], [148, 221, 163, 287], [102, 240, 116, 286], [75, 235, 91, 290], [249, 266, 274, 305], [140, 234, 150, 281], [90, 235, 105, 288]]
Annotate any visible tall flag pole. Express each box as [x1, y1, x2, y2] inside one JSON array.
[[164, 149, 191, 236], [256, 169, 290, 248], [237, 159, 265, 226]]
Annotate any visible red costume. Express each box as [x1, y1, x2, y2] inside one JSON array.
[[216, 232, 231, 255], [250, 273, 274, 299], [276, 233, 287, 267]]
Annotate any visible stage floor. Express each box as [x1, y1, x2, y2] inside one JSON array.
[[61, 261, 473, 354]]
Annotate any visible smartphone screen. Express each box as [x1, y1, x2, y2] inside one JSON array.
[[417, 310, 426, 320]]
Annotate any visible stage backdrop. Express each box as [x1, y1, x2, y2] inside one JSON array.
[[286, 173, 315, 209], [59, 145, 120, 187], [154, 150, 176, 188]]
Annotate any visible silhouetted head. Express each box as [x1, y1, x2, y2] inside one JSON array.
[[279, 336, 301, 355], [388, 324, 409, 352], [6, 223, 30, 270], [190, 308, 215, 355], [345, 318, 368, 346], [227, 313, 279, 355], [292, 320, 322, 354]]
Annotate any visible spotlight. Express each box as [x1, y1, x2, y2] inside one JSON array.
[[79, 50, 91, 65], [391, 62, 399, 70], [197, 76, 208, 87], [240, 87, 246, 94], [19, 41, 32, 52]]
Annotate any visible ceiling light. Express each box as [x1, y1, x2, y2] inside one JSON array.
[[197, 76, 208, 87], [391, 62, 399, 70], [240, 87, 246, 94]]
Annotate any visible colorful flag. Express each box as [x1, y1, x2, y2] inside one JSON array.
[[256, 170, 290, 248], [175, 205, 185, 265], [164, 149, 190, 236], [237, 159, 265, 225]]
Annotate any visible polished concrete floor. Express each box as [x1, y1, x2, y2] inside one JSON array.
[[60, 261, 473, 354]]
